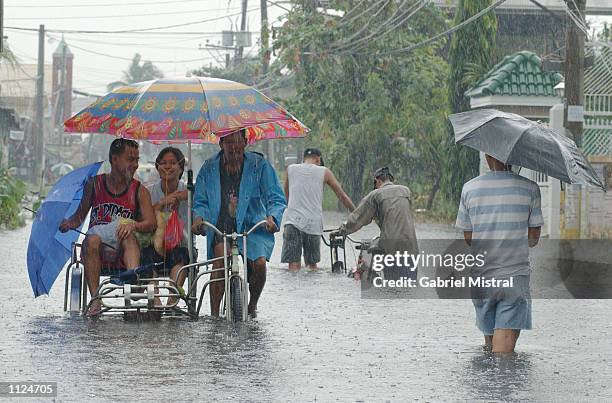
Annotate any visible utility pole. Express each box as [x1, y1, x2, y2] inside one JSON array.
[[35, 24, 45, 189], [260, 0, 275, 166], [237, 0, 248, 61], [260, 0, 270, 76], [1, 0, 4, 53], [564, 0, 586, 147], [57, 41, 67, 146]]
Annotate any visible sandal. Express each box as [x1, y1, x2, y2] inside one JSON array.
[[86, 301, 102, 318]]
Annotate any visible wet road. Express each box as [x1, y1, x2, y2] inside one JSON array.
[[2, 212, 611, 401]]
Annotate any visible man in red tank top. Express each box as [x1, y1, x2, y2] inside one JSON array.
[[60, 138, 156, 316]]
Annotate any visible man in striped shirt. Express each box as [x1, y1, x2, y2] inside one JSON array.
[[456, 154, 543, 353]]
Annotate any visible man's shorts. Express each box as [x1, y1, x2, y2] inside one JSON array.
[[281, 224, 321, 265], [471, 275, 532, 336], [85, 221, 123, 271]]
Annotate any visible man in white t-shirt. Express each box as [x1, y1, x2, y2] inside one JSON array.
[[282, 148, 356, 271]]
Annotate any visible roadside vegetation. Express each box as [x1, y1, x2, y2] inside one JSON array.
[[0, 167, 26, 229]]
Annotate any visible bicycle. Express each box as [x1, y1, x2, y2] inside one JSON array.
[[178, 219, 268, 322], [323, 228, 384, 286], [321, 229, 349, 273]]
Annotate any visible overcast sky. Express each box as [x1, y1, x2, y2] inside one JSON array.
[[4, 1, 611, 96], [4, 0, 288, 94]]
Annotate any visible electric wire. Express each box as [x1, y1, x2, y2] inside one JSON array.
[[5, 6, 243, 21], [5, 8, 260, 34], [373, 0, 508, 55], [333, 0, 431, 55], [328, 0, 413, 52], [7, 0, 223, 8]]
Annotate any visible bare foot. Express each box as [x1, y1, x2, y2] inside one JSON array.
[[86, 299, 102, 317]]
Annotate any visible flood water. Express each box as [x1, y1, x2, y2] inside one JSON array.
[[2, 212, 611, 401]]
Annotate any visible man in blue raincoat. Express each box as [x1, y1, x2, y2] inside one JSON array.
[[192, 129, 286, 318]]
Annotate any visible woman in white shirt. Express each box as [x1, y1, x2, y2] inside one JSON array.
[[141, 147, 190, 305]]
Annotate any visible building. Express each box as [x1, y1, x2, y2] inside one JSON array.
[[466, 48, 612, 239], [433, 0, 612, 61]]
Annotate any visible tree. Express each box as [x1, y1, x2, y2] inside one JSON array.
[[446, 0, 498, 202], [0, 39, 18, 69], [597, 22, 611, 42], [274, 1, 452, 207], [192, 56, 261, 86], [107, 53, 164, 91]]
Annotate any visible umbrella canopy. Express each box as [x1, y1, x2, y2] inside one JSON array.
[[26, 162, 103, 297], [50, 162, 74, 176], [64, 76, 309, 143], [449, 109, 605, 190]]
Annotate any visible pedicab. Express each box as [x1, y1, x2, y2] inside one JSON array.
[[28, 76, 308, 321]]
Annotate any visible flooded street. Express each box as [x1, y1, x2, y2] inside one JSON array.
[[2, 212, 611, 401]]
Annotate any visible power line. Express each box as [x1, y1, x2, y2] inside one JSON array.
[[5, 27, 234, 38], [5, 8, 260, 34], [7, 0, 216, 7], [377, 0, 508, 55], [6, 6, 243, 21], [332, 0, 430, 54], [66, 41, 221, 63], [45, 32, 240, 51]]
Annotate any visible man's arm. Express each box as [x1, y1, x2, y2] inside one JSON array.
[[463, 231, 472, 246], [340, 193, 375, 235], [135, 186, 156, 232], [192, 163, 211, 234], [455, 187, 472, 245], [59, 179, 94, 232], [284, 168, 289, 201], [117, 186, 156, 241], [528, 227, 541, 247], [528, 184, 543, 248], [324, 168, 356, 212], [261, 159, 287, 232]]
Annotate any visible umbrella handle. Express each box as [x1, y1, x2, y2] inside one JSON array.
[[24, 206, 118, 251]]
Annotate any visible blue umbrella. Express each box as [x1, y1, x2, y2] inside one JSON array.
[[26, 162, 103, 297]]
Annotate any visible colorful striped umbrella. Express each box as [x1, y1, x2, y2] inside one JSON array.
[[64, 76, 309, 143]]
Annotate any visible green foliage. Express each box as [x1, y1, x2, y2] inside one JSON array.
[[598, 23, 612, 42], [274, 1, 454, 212], [192, 56, 262, 86], [0, 169, 26, 229], [0, 40, 19, 69], [446, 0, 498, 202], [107, 53, 164, 91]]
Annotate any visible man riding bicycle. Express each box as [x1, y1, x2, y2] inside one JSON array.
[[192, 129, 286, 318]]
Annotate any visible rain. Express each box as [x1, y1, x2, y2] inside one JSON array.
[[1, 0, 612, 401]]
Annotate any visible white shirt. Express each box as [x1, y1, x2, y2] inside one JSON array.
[[283, 163, 326, 235]]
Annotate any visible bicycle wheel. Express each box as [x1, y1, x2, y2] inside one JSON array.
[[229, 276, 243, 322]]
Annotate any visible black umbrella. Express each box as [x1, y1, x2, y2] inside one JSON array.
[[449, 109, 605, 190]]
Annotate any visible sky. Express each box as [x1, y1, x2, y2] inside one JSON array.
[[3, 0, 289, 95], [3, 0, 611, 96]]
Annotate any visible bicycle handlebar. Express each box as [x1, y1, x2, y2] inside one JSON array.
[[199, 219, 269, 237], [200, 220, 223, 237], [247, 219, 268, 235]]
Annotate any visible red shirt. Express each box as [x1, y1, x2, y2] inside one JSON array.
[[88, 174, 141, 228]]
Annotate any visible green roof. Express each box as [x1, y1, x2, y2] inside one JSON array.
[[466, 51, 563, 98]]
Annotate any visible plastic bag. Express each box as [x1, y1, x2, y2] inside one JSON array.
[[164, 209, 184, 251]]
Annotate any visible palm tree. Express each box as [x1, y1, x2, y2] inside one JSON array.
[[0, 39, 19, 69], [107, 53, 164, 91]]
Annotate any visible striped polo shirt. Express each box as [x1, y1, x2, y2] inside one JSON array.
[[455, 171, 544, 278]]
